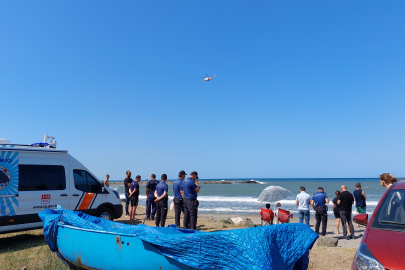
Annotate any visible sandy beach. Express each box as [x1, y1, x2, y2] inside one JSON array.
[[117, 202, 361, 269], [118, 202, 364, 247]]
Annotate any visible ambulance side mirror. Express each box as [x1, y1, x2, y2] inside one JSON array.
[[100, 182, 105, 193]]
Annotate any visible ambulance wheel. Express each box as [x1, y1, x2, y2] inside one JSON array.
[[97, 207, 114, 220]]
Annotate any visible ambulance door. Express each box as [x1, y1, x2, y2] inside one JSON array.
[[17, 157, 70, 230], [70, 169, 103, 216], [0, 150, 19, 233]]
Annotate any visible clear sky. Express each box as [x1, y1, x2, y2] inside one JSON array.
[[1, 1, 405, 180]]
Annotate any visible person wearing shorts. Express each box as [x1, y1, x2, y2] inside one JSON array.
[[128, 175, 141, 221], [332, 190, 350, 234], [353, 183, 367, 226]]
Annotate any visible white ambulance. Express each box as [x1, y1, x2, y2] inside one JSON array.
[[0, 136, 123, 234]]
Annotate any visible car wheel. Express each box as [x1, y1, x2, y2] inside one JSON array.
[[97, 207, 114, 221]]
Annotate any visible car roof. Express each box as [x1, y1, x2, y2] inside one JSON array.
[[392, 180, 405, 189]]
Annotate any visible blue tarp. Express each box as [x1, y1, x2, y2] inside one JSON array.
[[39, 208, 318, 270]]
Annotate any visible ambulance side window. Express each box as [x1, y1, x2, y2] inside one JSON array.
[[73, 170, 87, 192], [73, 170, 101, 193], [19, 165, 66, 191], [87, 173, 101, 193]]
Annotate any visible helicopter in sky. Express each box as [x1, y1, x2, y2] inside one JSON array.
[[201, 74, 216, 81]]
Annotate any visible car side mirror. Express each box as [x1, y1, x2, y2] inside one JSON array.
[[353, 213, 368, 226]]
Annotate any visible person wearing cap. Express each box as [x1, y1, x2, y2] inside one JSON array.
[[310, 187, 329, 236], [145, 174, 159, 221], [154, 174, 169, 227], [183, 171, 200, 230], [173, 170, 186, 227]]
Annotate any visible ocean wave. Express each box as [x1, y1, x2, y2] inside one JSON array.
[[199, 208, 374, 215], [118, 193, 380, 206], [119, 194, 147, 200], [245, 179, 266, 184], [197, 196, 260, 203], [199, 208, 255, 213]]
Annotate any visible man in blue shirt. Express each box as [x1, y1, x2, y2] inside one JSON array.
[[128, 175, 141, 221], [145, 174, 159, 221], [154, 174, 169, 227], [310, 187, 329, 236], [173, 170, 186, 227], [183, 171, 200, 230]]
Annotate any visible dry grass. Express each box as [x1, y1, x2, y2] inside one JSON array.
[[0, 229, 68, 270]]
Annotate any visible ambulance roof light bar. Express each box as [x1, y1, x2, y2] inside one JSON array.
[[44, 135, 57, 149], [0, 138, 11, 144]]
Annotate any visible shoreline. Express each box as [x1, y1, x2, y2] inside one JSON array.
[[109, 180, 262, 185]]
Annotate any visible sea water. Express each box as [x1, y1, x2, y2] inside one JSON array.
[[110, 178, 385, 218]]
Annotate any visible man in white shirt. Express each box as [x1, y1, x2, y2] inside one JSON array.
[[296, 186, 311, 226]]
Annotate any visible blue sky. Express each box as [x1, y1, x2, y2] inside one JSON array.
[[1, 1, 405, 180]]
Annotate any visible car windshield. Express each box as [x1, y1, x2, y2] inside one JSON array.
[[372, 188, 405, 231]]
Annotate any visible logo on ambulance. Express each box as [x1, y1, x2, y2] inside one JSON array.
[[0, 166, 11, 191], [42, 194, 51, 204]]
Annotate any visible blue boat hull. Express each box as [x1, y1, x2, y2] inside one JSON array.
[[57, 225, 200, 270]]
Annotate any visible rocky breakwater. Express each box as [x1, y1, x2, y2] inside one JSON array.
[[200, 180, 260, 184]]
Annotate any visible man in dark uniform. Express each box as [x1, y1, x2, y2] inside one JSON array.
[[154, 174, 169, 227], [183, 171, 200, 230], [128, 175, 141, 221], [145, 174, 159, 221], [123, 171, 133, 217], [310, 187, 329, 236], [173, 170, 186, 227]]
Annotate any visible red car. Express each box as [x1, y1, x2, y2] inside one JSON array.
[[352, 180, 405, 269]]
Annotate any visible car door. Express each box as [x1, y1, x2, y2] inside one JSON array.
[[17, 157, 70, 230]]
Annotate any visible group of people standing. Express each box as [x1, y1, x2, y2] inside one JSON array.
[[295, 183, 367, 240], [295, 173, 399, 239], [123, 170, 200, 229]]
